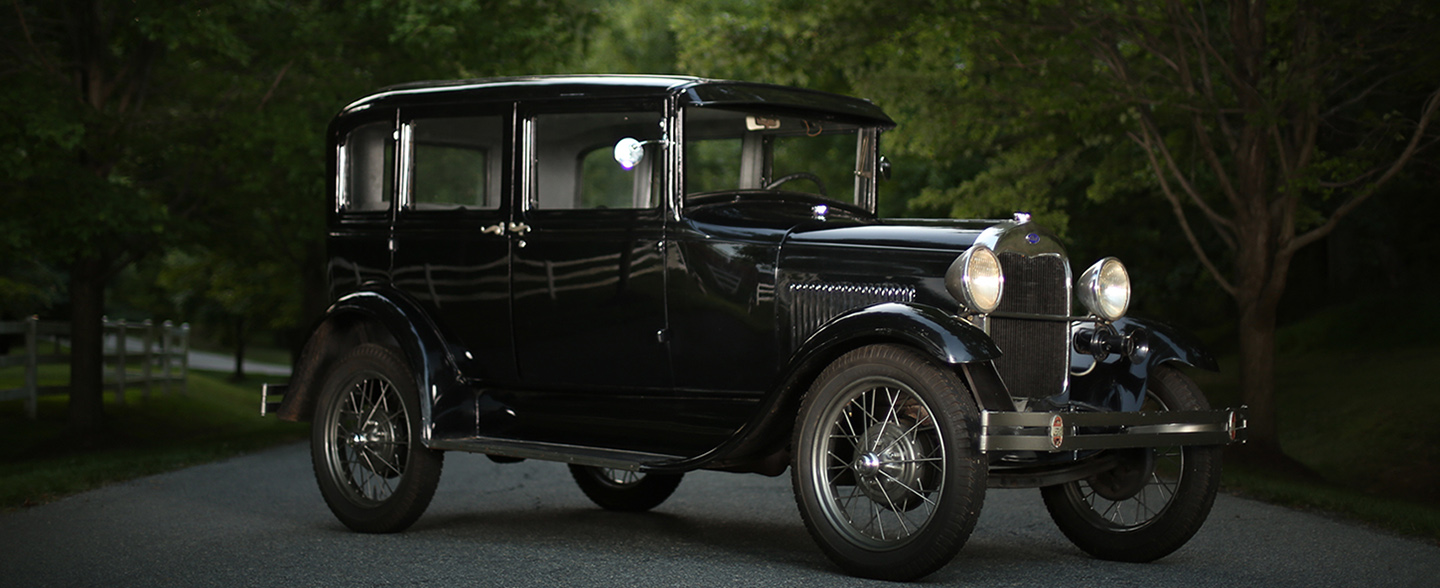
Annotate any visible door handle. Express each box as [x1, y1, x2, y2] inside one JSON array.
[[482, 222, 530, 239]]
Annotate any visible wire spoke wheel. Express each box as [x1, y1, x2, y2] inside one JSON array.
[[569, 464, 683, 512], [1066, 398, 1181, 530], [793, 345, 985, 582], [325, 377, 410, 505], [816, 378, 945, 546], [1041, 365, 1221, 562], [311, 344, 442, 533]]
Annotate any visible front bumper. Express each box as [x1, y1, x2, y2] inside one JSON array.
[[979, 407, 1246, 453]]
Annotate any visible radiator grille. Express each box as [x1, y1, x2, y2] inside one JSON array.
[[990, 253, 1068, 398], [788, 282, 915, 347]]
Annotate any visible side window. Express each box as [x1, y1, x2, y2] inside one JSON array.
[[409, 116, 504, 211], [340, 121, 394, 213], [532, 110, 663, 209]]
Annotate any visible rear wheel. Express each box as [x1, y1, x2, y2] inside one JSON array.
[[311, 344, 443, 533], [568, 465, 683, 512], [1040, 365, 1221, 561], [792, 344, 986, 581]]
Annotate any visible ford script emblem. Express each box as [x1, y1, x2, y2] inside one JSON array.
[[1026, 233, 1041, 244]]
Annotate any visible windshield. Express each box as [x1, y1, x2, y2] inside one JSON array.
[[684, 107, 871, 208]]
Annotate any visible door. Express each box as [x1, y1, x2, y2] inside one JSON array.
[[390, 107, 517, 417], [503, 103, 682, 452]]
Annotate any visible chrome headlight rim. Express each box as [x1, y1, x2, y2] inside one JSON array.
[[1078, 257, 1130, 322], [946, 245, 1005, 315]]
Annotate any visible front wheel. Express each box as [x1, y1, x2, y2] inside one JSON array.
[[311, 344, 443, 533], [568, 465, 683, 512], [1040, 365, 1221, 562], [792, 344, 987, 581]]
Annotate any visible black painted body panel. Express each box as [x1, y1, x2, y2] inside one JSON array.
[[284, 75, 1215, 472]]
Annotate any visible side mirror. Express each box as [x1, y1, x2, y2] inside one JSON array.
[[614, 137, 645, 170], [878, 156, 892, 181]]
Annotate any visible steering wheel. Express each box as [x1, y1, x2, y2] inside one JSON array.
[[764, 172, 827, 196]]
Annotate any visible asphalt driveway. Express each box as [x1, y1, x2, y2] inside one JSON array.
[[1, 442, 1436, 587]]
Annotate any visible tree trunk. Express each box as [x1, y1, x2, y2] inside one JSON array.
[[232, 315, 247, 381], [1235, 293, 1281, 457], [67, 256, 108, 440]]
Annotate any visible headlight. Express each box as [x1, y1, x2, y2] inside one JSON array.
[[946, 246, 1004, 314], [1077, 257, 1130, 321]]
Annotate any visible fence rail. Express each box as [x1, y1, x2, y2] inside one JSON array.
[[0, 317, 190, 420]]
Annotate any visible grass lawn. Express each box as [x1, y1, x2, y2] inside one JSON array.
[[0, 367, 307, 510], [1191, 297, 1440, 544]]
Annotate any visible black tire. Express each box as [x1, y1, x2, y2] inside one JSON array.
[[1040, 365, 1221, 562], [792, 344, 987, 581], [311, 343, 443, 533], [568, 465, 683, 512]]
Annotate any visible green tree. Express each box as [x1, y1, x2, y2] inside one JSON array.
[[576, 0, 681, 73], [1, 0, 592, 439], [672, 0, 1440, 462]]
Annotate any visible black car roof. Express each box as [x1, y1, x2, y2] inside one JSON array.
[[336, 75, 895, 128]]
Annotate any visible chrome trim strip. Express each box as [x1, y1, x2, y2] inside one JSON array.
[[334, 143, 347, 214], [979, 408, 1247, 453], [988, 312, 1098, 323], [397, 121, 414, 211]]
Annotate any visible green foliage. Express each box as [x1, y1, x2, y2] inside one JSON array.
[[0, 0, 595, 331], [578, 0, 681, 73]]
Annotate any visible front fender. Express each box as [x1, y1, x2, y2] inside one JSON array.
[[1120, 316, 1218, 372], [786, 302, 1013, 412], [1067, 317, 1217, 412], [652, 302, 1001, 472], [790, 302, 1001, 368]]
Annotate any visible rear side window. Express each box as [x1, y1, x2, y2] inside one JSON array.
[[339, 121, 394, 213], [409, 116, 505, 211]]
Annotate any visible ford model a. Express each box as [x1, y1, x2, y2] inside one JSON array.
[[262, 76, 1246, 581]]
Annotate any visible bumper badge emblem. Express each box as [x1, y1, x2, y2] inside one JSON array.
[[1050, 415, 1065, 449]]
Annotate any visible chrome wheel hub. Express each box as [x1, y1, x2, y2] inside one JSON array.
[[853, 421, 935, 511]]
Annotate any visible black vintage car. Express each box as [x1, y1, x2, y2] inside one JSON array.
[[262, 75, 1246, 581]]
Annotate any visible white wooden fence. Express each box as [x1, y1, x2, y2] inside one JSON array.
[[0, 317, 190, 420]]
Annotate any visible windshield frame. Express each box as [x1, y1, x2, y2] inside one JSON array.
[[678, 104, 884, 215]]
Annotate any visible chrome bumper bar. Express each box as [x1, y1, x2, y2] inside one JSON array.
[[979, 407, 1247, 453]]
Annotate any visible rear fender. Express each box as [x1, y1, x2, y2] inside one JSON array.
[[277, 288, 471, 444]]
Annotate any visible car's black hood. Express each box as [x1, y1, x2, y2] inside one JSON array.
[[785, 218, 998, 254]]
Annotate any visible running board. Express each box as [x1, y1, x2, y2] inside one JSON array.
[[427, 436, 686, 472]]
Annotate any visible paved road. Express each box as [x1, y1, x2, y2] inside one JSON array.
[[184, 348, 291, 376], [2, 443, 1437, 587], [102, 333, 293, 376]]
